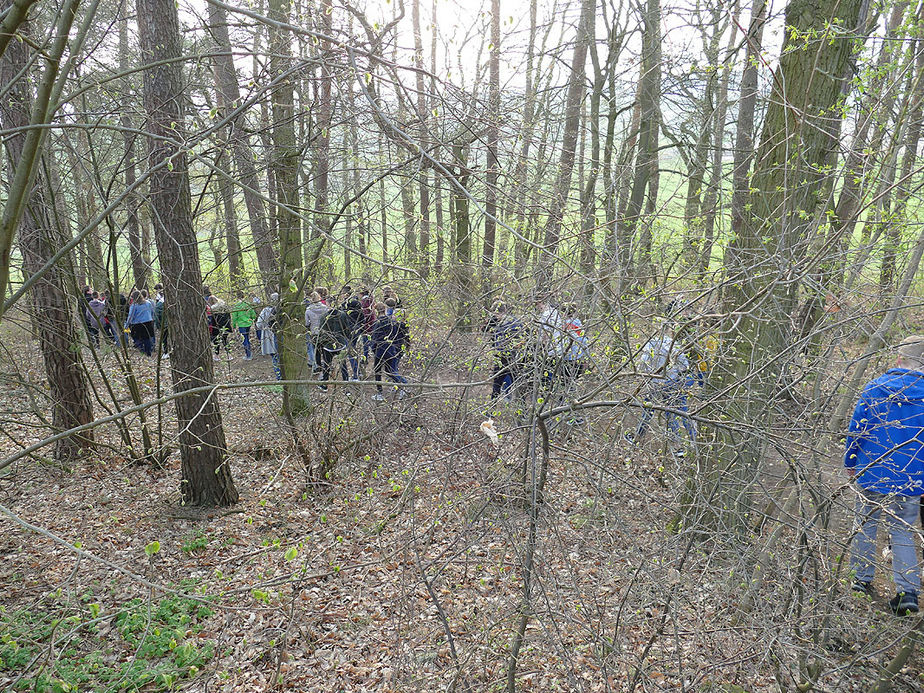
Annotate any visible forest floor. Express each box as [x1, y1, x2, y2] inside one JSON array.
[[1, 315, 923, 692]]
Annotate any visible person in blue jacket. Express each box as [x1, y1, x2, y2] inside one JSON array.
[[846, 335, 924, 616]]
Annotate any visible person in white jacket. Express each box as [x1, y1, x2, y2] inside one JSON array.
[[256, 293, 280, 379], [626, 321, 697, 456], [304, 291, 329, 373]]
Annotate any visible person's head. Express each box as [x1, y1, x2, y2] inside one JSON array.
[[270, 292, 279, 303], [141, 290, 148, 300], [340, 285, 352, 298], [203, 285, 211, 296], [563, 302, 577, 318], [374, 301, 387, 315], [492, 301, 507, 315], [236, 290, 244, 299], [83, 285, 91, 293], [361, 287, 370, 296], [154, 283, 163, 293], [382, 285, 394, 298], [100, 291, 107, 300], [315, 286, 328, 300], [384, 297, 397, 309], [897, 336, 924, 370], [208, 295, 218, 306], [130, 289, 141, 302], [309, 291, 321, 303], [91, 290, 99, 299]]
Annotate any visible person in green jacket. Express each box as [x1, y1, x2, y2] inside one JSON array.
[[231, 291, 258, 360]]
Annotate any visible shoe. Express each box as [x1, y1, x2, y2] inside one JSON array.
[[397, 389, 408, 400], [212, 354, 220, 362], [227, 355, 234, 361], [349, 377, 359, 382], [243, 355, 252, 361], [624, 432, 636, 445], [317, 385, 328, 392], [889, 591, 919, 616], [851, 580, 873, 597], [372, 393, 385, 401], [162, 352, 170, 359], [673, 447, 686, 458]]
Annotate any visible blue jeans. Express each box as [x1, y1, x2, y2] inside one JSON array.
[[306, 334, 316, 369], [634, 378, 697, 442], [850, 488, 921, 594], [373, 347, 407, 392], [239, 327, 252, 358]]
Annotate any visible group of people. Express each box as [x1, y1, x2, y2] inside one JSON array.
[[82, 284, 165, 357]]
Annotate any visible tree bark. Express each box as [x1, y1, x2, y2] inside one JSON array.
[[0, 0, 94, 462], [137, 0, 238, 505], [207, 0, 279, 288], [540, 0, 595, 270]]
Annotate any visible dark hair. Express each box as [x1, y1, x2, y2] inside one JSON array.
[[202, 285, 211, 295], [154, 283, 163, 291], [141, 290, 149, 299], [384, 297, 397, 308], [237, 291, 244, 299], [130, 290, 141, 302], [91, 290, 99, 299]]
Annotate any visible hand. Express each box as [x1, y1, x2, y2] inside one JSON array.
[[846, 468, 857, 478]]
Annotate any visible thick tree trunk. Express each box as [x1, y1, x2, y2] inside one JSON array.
[[269, 0, 311, 414], [0, 2, 93, 462], [702, 0, 864, 534], [137, 0, 238, 505]]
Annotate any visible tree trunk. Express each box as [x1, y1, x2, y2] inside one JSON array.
[[622, 0, 660, 286], [540, 0, 595, 271], [724, 0, 766, 284], [269, 0, 311, 414], [0, 1, 93, 463], [413, 0, 431, 278], [137, 0, 238, 505], [121, 3, 146, 291], [207, 0, 279, 288], [703, 0, 864, 534], [482, 0, 500, 275]]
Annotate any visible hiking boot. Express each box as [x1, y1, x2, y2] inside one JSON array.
[[397, 389, 408, 400], [624, 432, 636, 445], [673, 447, 686, 458], [371, 393, 385, 402], [851, 580, 873, 597], [889, 591, 919, 616]]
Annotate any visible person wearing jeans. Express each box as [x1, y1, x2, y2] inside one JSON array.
[[846, 335, 924, 615], [231, 292, 257, 360]]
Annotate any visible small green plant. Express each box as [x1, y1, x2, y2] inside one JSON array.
[[181, 529, 210, 554]]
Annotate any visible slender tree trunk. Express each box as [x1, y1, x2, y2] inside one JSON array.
[[513, 0, 538, 275], [724, 0, 766, 284], [207, 0, 278, 288], [137, 0, 238, 505], [413, 0, 430, 278], [540, 0, 595, 272], [482, 0, 500, 275], [121, 3, 146, 290]]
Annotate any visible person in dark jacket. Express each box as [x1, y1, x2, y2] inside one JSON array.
[[483, 302, 524, 401], [846, 335, 924, 616], [370, 302, 408, 401], [316, 307, 354, 389]]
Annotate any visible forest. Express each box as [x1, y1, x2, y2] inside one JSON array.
[[2, 0, 924, 689]]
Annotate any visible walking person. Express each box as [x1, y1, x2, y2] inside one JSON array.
[[561, 303, 590, 423], [483, 302, 524, 402], [847, 335, 924, 615], [231, 291, 257, 361], [625, 321, 697, 456], [304, 291, 329, 373], [125, 289, 156, 356], [85, 291, 106, 347], [370, 302, 409, 401], [316, 305, 353, 390], [256, 293, 281, 379], [208, 295, 233, 360]]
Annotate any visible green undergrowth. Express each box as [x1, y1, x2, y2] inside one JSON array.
[[0, 580, 216, 692]]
